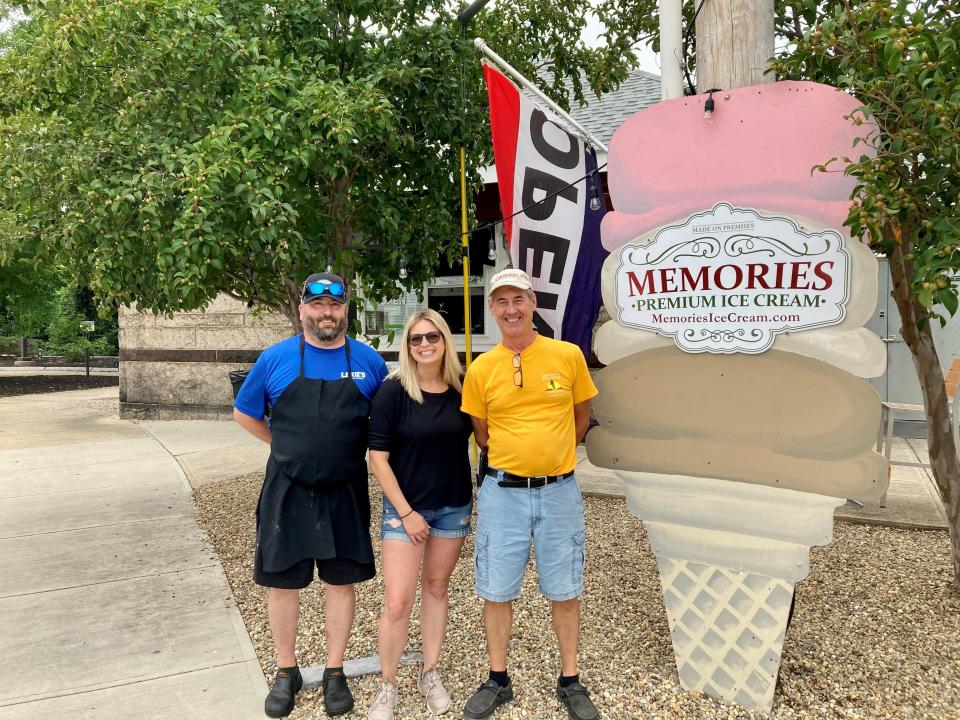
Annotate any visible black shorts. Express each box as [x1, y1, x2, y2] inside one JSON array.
[[253, 546, 375, 589]]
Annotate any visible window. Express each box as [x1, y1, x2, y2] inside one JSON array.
[[426, 285, 484, 335]]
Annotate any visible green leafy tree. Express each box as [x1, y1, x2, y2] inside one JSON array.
[[0, 0, 635, 332], [0, 256, 118, 357], [774, 0, 960, 590], [43, 285, 115, 361], [0, 256, 57, 340]]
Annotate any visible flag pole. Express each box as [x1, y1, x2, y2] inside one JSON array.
[[459, 147, 472, 368], [457, 3, 493, 371], [474, 38, 609, 153], [458, 1, 492, 470]]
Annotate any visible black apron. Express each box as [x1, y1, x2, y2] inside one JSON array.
[[255, 336, 374, 573]]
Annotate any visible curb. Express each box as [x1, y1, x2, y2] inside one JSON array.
[[300, 652, 423, 689]]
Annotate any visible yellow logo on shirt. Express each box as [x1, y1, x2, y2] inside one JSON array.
[[546, 379, 562, 392]]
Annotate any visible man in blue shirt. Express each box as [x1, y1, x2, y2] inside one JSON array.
[[234, 272, 387, 718]]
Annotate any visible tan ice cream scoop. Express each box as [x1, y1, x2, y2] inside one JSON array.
[[588, 347, 885, 501]]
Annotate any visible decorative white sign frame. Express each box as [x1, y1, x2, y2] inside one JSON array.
[[615, 203, 851, 354]]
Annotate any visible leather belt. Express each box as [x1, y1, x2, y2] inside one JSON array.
[[491, 466, 575, 488]]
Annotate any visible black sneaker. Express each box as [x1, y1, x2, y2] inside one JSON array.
[[557, 679, 599, 720], [264, 666, 302, 718], [321, 668, 355, 716], [463, 678, 513, 719]]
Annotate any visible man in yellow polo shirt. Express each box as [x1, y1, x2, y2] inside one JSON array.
[[461, 268, 599, 720]]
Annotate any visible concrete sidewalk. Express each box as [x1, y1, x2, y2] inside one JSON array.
[[0, 387, 266, 720], [0, 365, 118, 375]]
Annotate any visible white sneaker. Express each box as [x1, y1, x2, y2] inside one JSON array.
[[367, 680, 398, 720], [417, 663, 452, 715]]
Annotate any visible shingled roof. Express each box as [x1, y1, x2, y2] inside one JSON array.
[[563, 68, 662, 147]]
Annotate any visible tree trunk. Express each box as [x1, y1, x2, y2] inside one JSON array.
[[280, 277, 302, 335], [888, 230, 960, 593], [273, 175, 356, 337], [950, 464, 960, 593], [328, 176, 358, 335], [331, 176, 356, 290], [696, 0, 775, 92]]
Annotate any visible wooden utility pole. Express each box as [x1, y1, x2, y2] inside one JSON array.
[[695, 0, 774, 91]]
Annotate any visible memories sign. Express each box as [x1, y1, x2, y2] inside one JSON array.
[[615, 203, 851, 353]]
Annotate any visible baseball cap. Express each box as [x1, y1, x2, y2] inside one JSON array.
[[488, 268, 533, 296], [301, 272, 348, 304]]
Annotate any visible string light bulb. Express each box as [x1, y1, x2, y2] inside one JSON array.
[[703, 88, 721, 121], [488, 233, 497, 261], [398, 255, 407, 279], [589, 184, 603, 212]]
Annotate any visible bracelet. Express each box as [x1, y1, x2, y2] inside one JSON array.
[[400, 509, 414, 519]]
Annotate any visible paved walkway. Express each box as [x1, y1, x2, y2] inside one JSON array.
[[0, 365, 118, 375], [837, 437, 948, 530], [0, 386, 265, 720], [0, 383, 947, 719]]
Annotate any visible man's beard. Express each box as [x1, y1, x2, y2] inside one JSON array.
[[303, 314, 347, 343]]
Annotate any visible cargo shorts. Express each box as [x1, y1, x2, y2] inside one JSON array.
[[473, 472, 586, 602]]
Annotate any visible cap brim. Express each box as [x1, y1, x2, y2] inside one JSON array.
[[488, 282, 532, 296]]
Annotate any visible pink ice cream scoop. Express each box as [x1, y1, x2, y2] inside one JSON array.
[[602, 81, 873, 253]]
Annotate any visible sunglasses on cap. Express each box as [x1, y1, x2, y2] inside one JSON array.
[[409, 331, 443, 347], [302, 280, 346, 301]]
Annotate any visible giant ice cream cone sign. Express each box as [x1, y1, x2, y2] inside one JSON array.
[[586, 81, 888, 713]]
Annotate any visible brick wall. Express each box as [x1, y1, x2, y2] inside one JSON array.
[[118, 294, 292, 419]]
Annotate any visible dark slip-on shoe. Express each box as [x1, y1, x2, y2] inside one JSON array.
[[321, 669, 355, 716], [463, 678, 514, 719], [265, 667, 303, 718], [557, 679, 599, 720]]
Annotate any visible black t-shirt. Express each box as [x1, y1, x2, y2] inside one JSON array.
[[368, 378, 473, 510]]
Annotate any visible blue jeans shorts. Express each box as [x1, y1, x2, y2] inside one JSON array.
[[381, 498, 473, 542], [474, 472, 586, 602]]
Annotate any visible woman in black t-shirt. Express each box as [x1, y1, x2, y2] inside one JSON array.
[[366, 309, 473, 719]]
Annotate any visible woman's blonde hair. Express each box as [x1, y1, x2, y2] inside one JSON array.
[[389, 308, 463, 404]]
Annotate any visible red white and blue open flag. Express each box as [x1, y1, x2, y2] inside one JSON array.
[[482, 61, 608, 357]]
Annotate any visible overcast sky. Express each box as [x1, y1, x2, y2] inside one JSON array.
[[582, 11, 660, 75]]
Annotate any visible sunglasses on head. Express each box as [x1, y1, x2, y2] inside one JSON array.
[[302, 280, 345, 301], [409, 331, 443, 347]]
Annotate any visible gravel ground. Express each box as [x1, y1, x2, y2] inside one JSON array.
[[194, 473, 960, 720], [0, 374, 118, 397]]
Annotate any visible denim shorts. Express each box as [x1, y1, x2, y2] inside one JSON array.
[[474, 472, 586, 602], [381, 498, 473, 542]]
